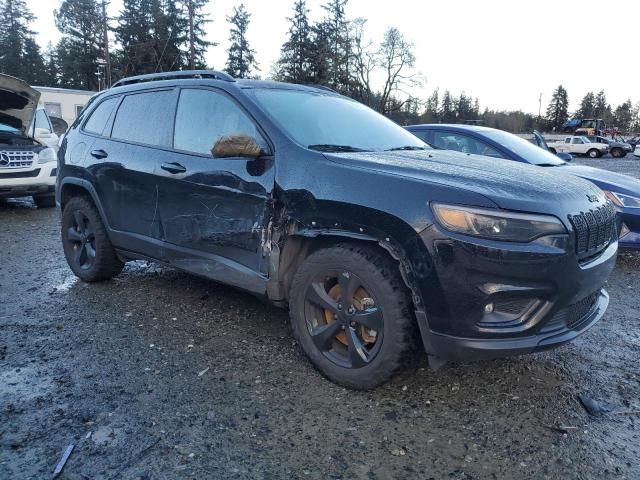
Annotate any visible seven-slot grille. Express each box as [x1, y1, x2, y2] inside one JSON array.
[[568, 201, 616, 261], [0, 151, 36, 169]]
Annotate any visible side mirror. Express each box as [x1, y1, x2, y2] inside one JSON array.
[[212, 134, 265, 159]]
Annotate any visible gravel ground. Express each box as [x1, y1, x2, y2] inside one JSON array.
[[1, 161, 639, 479]]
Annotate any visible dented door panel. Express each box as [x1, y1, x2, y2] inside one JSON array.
[[156, 151, 274, 274]]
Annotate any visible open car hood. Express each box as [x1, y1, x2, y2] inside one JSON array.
[[0, 74, 40, 133]]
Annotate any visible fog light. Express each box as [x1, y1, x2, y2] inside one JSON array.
[[484, 303, 494, 313]]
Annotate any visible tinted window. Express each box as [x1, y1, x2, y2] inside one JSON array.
[[84, 97, 119, 135], [173, 89, 261, 156], [431, 131, 505, 158], [112, 90, 174, 147], [572, 138, 583, 144], [410, 129, 433, 145]]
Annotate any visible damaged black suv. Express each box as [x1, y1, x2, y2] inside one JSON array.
[[57, 71, 617, 389]]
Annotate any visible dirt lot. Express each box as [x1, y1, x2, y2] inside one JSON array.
[[1, 159, 639, 479]]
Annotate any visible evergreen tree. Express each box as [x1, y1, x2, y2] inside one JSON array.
[[21, 37, 46, 85], [0, 0, 46, 83], [42, 42, 59, 86], [115, 0, 188, 76], [422, 89, 440, 123], [55, 0, 105, 89], [440, 90, 455, 123], [275, 0, 314, 84], [308, 20, 331, 85], [545, 85, 569, 130], [185, 0, 214, 69], [593, 90, 612, 123], [576, 91, 595, 118], [224, 4, 258, 78], [613, 100, 633, 131], [320, 0, 351, 92]]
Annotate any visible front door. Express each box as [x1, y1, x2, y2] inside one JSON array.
[[156, 87, 275, 281]]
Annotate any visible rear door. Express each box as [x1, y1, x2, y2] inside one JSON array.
[[156, 87, 275, 278], [87, 88, 178, 253]]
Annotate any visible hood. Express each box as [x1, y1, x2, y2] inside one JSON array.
[[0, 74, 40, 133], [326, 150, 605, 215], [562, 164, 640, 196]]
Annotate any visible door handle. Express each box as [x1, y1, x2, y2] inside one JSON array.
[[90, 149, 108, 159], [161, 162, 187, 174]]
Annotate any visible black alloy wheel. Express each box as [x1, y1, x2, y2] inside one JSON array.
[[304, 271, 383, 368], [66, 209, 97, 271]]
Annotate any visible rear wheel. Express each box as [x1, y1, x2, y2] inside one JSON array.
[[61, 196, 124, 282], [289, 243, 418, 389], [33, 194, 56, 208], [587, 149, 601, 158], [548, 148, 556, 154]]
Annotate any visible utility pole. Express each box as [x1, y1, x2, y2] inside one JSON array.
[[538, 92, 542, 119], [101, 0, 112, 88], [188, 0, 195, 70]]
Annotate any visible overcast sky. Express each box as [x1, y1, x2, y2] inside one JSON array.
[[29, 0, 638, 113]]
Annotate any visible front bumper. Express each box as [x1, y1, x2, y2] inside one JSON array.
[[0, 161, 56, 198], [417, 290, 608, 362], [414, 224, 617, 362]]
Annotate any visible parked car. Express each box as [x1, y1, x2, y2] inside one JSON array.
[[547, 136, 609, 158], [634, 145, 640, 158], [405, 124, 640, 251], [586, 135, 633, 158], [0, 74, 59, 207], [58, 71, 616, 389]]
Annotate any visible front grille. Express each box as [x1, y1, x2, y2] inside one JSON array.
[[0, 169, 41, 179], [568, 202, 616, 261], [0, 151, 36, 169]]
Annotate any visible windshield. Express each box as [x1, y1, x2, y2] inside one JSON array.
[[0, 123, 20, 133], [481, 129, 566, 166], [248, 88, 430, 152]]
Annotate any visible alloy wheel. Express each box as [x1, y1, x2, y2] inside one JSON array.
[[65, 210, 97, 270], [303, 271, 383, 368]]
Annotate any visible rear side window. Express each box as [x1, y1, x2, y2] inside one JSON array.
[[173, 89, 261, 156], [111, 90, 175, 147], [84, 97, 119, 135]]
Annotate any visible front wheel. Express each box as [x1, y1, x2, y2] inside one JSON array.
[[289, 244, 418, 389], [610, 148, 625, 158], [548, 147, 557, 154], [61, 196, 124, 282], [587, 149, 601, 158]]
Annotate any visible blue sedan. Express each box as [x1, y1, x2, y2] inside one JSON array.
[[405, 124, 640, 251]]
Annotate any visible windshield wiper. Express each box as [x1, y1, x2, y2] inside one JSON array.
[[308, 144, 370, 152], [385, 145, 428, 151]]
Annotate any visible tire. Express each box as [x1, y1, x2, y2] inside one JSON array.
[[548, 148, 556, 154], [61, 196, 124, 282], [587, 149, 601, 158], [610, 148, 625, 158], [33, 194, 56, 208], [289, 243, 418, 389]]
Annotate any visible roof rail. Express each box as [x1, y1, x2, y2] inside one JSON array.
[[111, 70, 235, 89], [307, 84, 338, 94]]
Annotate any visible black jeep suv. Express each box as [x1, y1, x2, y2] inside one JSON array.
[[57, 71, 617, 389]]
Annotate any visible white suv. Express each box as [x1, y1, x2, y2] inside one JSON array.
[[0, 74, 59, 207]]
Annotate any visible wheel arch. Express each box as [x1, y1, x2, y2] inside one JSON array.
[[58, 177, 111, 230]]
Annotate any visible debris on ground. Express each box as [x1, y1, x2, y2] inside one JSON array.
[[578, 394, 611, 416], [52, 444, 74, 478]]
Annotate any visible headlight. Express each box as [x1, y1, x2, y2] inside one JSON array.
[[37, 147, 57, 164], [431, 203, 567, 242], [604, 191, 640, 209]]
